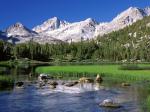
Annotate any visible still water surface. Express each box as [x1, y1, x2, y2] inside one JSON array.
[[0, 64, 149, 112]]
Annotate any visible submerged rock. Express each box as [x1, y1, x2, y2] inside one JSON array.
[[99, 99, 121, 108], [49, 85, 56, 89], [38, 74, 48, 82], [79, 77, 94, 83], [95, 74, 103, 83], [39, 82, 46, 88], [48, 81, 58, 86], [15, 82, 24, 88], [121, 83, 130, 87], [38, 74, 54, 82], [64, 81, 78, 87], [61, 82, 65, 85]]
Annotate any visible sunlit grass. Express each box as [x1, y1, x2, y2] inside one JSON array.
[[36, 64, 150, 81]]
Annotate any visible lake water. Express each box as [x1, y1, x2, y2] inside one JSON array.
[[0, 64, 149, 112]]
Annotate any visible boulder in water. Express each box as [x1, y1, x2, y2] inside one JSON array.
[[95, 74, 103, 83], [99, 99, 121, 108], [38, 74, 48, 82], [64, 81, 78, 87], [121, 83, 130, 87], [48, 81, 58, 86], [16, 82, 24, 88], [39, 82, 46, 88], [49, 85, 56, 89], [79, 77, 94, 83]]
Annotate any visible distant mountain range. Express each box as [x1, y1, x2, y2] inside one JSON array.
[[0, 7, 150, 44]]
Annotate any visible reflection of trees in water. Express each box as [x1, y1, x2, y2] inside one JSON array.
[[1, 63, 50, 81]]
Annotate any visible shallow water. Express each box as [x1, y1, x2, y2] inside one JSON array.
[[0, 64, 149, 112], [0, 80, 149, 112]]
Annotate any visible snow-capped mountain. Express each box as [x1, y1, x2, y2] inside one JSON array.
[[44, 18, 98, 42], [1, 6, 150, 44], [6, 22, 36, 37], [5, 22, 62, 44], [95, 7, 148, 36], [144, 7, 150, 16], [33, 7, 150, 42], [33, 17, 70, 33]]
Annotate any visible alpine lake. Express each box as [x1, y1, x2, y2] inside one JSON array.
[[0, 61, 150, 112]]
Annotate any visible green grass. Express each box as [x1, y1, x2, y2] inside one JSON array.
[[36, 64, 150, 81]]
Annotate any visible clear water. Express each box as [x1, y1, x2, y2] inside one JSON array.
[[0, 84, 144, 112], [0, 64, 149, 112]]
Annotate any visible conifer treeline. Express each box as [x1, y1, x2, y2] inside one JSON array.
[[0, 16, 150, 62]]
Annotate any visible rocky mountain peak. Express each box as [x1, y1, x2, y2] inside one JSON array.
[[84, 18, 98, 25], [113, 7, 145, 22], [1, 6, 150, 44], [33, 17, 70, 33], [112, 7, 145, 23], [144, 7, 150, 16], [6, 22, 35, 37], [13, 22, 24, 28]]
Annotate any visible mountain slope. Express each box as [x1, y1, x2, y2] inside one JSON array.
[[1, 6, 150, 44], [33, 17, 70, 33], [33, 7, 150, 42], [6, 22, 37, 37], [96, 15, 150, 61], [95, 7, 149, 36], [5, 22, 63, 44], [45, 18, 98, 42]]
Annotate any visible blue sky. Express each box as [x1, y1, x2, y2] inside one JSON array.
[[0, 0, 150, 30]]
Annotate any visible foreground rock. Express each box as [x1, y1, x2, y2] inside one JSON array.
[[38, 82, 46, 88], [99, 99, 121, 108], [15, 82, 24, 88], [95, 74, 103, 83], [121, 83, 130, 87], [48, 81, 58, 86], [79, 77, 94, 83], [49, 85, 56, 89], [38, 74, 54, 83], [38, 74, 48, 82], [64, 81, 78, 87]]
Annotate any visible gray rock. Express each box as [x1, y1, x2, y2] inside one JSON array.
[[49, 85, 56, 89], [95, 74, 103, 83], [99, 99, 121, 108], [16, 82, 24, 87], [121, 83, 130, 87], [48, 81, 58, 86], [79, 77, 94, 83], [38, 74, 48, 82], [64, 81, 78, 87]]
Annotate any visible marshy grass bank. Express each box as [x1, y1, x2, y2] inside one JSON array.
[[36, 64, 150, 81]]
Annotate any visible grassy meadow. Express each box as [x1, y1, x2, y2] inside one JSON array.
[[36, 64, 150, 81]]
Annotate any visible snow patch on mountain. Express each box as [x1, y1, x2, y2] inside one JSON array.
[[34, 7, 150, 42], [43, 18, 98, 42], [2, 6, 150, 43], [144, 7, 150, 16], [5, 22, 62, 44], [33, 17, 70, 33], [95, 7, 148, 37], [6, 22, 36, 37]]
